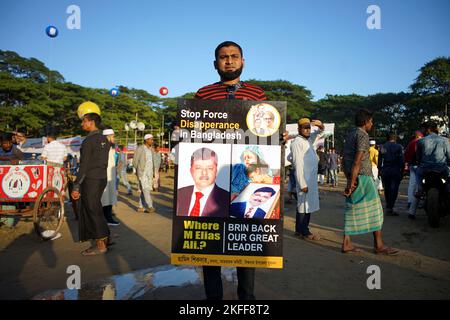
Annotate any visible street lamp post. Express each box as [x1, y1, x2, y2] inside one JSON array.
[[126, 113, 145, 151], [157, 132, 164, 147], [124, 123, 130, 148]]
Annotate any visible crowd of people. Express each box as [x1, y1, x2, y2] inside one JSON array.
[[288, 110, 448, 255], [0, 121, 168, 232]]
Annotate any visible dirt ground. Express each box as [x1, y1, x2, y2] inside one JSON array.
[[1, 170, 449, 300]]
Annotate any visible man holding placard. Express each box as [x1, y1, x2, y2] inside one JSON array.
[[194, 41, 267, 300]]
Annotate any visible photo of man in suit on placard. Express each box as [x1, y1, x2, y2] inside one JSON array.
[[230, 186, 277, 219], [177, 147, 229, 218]]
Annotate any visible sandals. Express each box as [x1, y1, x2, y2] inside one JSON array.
[[374, 246, 399, 256], [81, 247, 107, 256], [342, 247, 363, 254]]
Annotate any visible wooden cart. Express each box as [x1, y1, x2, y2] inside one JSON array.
[[0, 163, 66, 240]]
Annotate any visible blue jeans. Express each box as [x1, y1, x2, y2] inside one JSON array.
[[118, 169, 131, 193], [329, 169, 338, 185], [295, 210, 311, 236], [381, 172, 402, 210]]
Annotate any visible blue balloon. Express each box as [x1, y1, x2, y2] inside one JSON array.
[[46, 26, 58, 38], [109, 88, 120, 97]]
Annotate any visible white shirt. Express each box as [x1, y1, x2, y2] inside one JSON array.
[[42, 140, 67, 165], [290, 130, 327, 213], [188, 184, 214, 217]]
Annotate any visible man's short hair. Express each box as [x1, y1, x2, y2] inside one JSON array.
[[45, 126, 58, 139], [355, 108, 373, 127], [215, 41, 243, 60], [424, 121, 438, 133], [387, 132, 396, 141], [190, 148, 217, 167], [84, 113, 102, 127], [1, 133, 13, 143], [253, 187, 276, 197]]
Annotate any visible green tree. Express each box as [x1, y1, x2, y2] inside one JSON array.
[[314, 94, 367, 150], [410, 57, 450, 130], [0, 50, 64, 83], [247, 80, 315, 122]]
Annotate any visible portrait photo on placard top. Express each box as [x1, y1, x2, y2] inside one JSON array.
[[246, 103, 281, 137]]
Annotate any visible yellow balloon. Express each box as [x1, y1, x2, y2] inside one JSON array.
[[77, 101, 101, 119]]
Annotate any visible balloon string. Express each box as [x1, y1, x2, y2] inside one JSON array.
[[48, 39, 53, 97]]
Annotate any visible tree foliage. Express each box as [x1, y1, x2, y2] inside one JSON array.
[[247, 80, 315, 123], [410, 56, 450, 128], [0, 50, 447, 149]]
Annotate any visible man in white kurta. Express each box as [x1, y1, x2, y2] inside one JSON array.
[[101, 129, 119, 226], [133, 134, 156, 213], [290, 118, 328, 240]]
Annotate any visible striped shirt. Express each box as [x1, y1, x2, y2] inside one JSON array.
[[42, 140, 68, 165], [195, 82, 267, 101]]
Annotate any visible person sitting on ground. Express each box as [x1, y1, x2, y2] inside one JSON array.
[[0, 133, 24, 164]]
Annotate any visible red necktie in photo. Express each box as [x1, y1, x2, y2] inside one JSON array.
[[244, 206, 254, 218], [189, 192, 204, 217]]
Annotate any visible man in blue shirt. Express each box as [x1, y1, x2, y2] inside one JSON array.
[[416, 121, 450, 188], [378, 132, 404, 216]]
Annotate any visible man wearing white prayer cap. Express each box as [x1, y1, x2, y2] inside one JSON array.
[[101, 128, 120, 226], [132, 132, 156, 213]]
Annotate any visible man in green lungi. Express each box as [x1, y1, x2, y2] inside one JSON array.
[[342, 109, 399, 255]]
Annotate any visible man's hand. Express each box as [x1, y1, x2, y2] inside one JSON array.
[[343, 187, 353, 197], [71, 190, 80, 200], [343, 182, 357, 197], [282, 131, 290, 143], [311, 119, 324, 130], [301, 187, 308, 193]]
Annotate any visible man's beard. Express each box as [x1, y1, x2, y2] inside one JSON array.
[[217, 66, 243, 82]]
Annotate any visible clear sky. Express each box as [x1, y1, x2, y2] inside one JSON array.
[[1, 0, 449, 100]]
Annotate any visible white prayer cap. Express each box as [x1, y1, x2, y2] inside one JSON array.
[[103, 129, 114, 136], [369, 140, 376, 145], [144, 134, 153, 140]]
